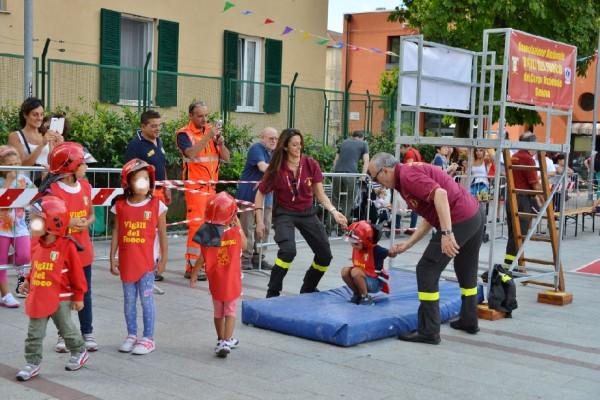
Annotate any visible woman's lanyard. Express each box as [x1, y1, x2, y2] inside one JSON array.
[[285, 162, 303, 202]]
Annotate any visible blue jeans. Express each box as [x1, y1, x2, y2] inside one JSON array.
[[78, 265, 93, 335], [410, 211, 418, 229], [122, 272, 155, 338]]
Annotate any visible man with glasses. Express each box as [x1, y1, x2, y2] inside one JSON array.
[[368, 152, 484, 345], [236, 127, 278, 270]]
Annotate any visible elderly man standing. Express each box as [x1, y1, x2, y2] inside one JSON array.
[[177, 101, 230, 279], [368, 152, 484, 345], [236, 127, 278, 270]]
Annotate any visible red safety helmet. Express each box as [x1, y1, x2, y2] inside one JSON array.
[[121, 158, 156, 191], [30, 195, 70, 236], [345, 220, 381, 247], [205, 191, 238, 225], [49, 142, 85, 174]]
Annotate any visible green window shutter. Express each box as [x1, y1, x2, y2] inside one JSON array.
[[264, 38, 282, 114], [223, 30, 239, 112], [99, 8, 121, 104], [156, 20, 179, 107]]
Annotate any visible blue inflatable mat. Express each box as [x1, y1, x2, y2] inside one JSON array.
[[242, 271, 464, 347]]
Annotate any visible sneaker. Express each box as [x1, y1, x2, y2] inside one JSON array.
[[55, 336, 68, 353], [404, 228, 416, 235], [15, 276, 26, 298], [359, 294, 374, 305], [225, 337, 239, 349], [118, 335, 138, 353], [154, 273, 164, 282], [16, 364, 40, 381], [184, 270, 191, 279], [132, 337, 155, 355], [1, 293, 20, 308], [214, 340, 230, 358], [83, 333, 98, 352], [349, 294, 361, 305], [65, 349, 88, 371], [153, 284, 165, 295], [196, 270, 207, 281]]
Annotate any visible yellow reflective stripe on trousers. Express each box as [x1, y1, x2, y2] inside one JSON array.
[[460, 287, 478, 296], [418, 291, 440, 301], [311, 261, 328, 272], [504, 254, 515, 261], [275, 258, 292, 269]]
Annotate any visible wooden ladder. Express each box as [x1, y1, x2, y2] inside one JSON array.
[[503, 149, 567, 295]]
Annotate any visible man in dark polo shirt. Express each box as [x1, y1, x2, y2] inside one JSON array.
[[504, 132, 542, 266], [368, 152, 484, 345], [124, 110, 170, 282]]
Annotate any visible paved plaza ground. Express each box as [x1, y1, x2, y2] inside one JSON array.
[[1, 221, 599, 400]]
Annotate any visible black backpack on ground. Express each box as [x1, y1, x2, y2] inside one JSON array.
[[482, 264, 518, 316]]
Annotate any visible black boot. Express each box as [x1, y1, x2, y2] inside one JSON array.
[[266, 266, 288, 298], [300, 267, 325, 294], [449, 319, 479, 334]]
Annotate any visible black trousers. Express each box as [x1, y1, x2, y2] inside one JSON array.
[[268, 207, 333, 294], [416, 206, 485, 336], [504, 194, 534, 265]]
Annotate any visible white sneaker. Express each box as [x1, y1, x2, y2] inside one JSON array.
[[132, 337, 155, 355], [55, 336, 68, 353], [153, 284, 165, 295], [16, 364, 40, 381], [214, 340, 230, 358], [83, 333, 98, 352], [118, 335, 138, 353], [65, 349, 88, 371], [1, 293, 20, 308], [225, 337, 239, 349]]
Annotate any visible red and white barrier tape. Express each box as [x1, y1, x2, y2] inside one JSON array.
[[0, 188, 124, 208]]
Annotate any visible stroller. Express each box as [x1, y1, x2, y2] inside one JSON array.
[[351, 181, 392, 229]]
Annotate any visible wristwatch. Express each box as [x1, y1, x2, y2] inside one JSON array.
[[440, 229, 453, 236]]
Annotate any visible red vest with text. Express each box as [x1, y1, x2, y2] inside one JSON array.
[[26, 237, 87, 318], [201, 227, 242, 302], [115, 197, 159, 283], [351, 246, 390, 294], [50, 180, 94, 266]]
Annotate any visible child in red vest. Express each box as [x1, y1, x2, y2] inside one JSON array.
[[42, 142, 97, 352], [109, 159, 168, 355], [16, 196, 88, 381], [190, 192, 246, 358], [341, 221, 393, 305]]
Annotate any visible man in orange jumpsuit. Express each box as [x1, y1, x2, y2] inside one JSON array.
[[177, 101, 230, 279]]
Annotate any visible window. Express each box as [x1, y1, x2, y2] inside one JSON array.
[[579, 92, 595, 111], [236, 35, 262, 112], [386, 36, 400, 64], [119, 15, 153, 103]]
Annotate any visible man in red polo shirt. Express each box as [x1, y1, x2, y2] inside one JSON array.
[[400, 144, 422, 234], [368, 152, 484, 345], [504, 132, 542, 266]]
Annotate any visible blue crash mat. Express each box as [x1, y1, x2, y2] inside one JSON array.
[[242, 271, 464, 347]]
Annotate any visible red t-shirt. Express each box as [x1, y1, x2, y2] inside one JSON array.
[[258, 156, 323, 211], [403, 147, 422, 163], [49, 180, 94, 266], [114, 197, 159, 283], [26, 236, 87, 318], [511, 150, 538, 189], [201, 227, 242, 302], [394, 163, 479, 229]]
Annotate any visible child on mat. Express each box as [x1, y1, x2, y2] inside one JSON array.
[[0, 145, 33, 307], [110, 159, 168, 355], [341, 220, 393, 305], [189, 191, 246, 358], [16, 196, 88, 381], [41, 142, 97, 352]]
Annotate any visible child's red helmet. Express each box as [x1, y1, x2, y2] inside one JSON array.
[[30, 195, 70, 236], [121, 158, 156, 191], [345, 220, 380, 247], [205, 192, 238, 225], [48, 142, 86, 174]]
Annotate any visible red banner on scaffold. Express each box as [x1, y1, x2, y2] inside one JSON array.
[[507, 30, 576, 109]]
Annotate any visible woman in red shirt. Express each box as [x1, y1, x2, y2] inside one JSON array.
[[255, 129, 348, 298]]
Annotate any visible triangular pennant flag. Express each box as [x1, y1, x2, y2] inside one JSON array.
[[264, 18, 275, 24], [223, 1, 235, 12], [240, 10, 254, 15], [302, 31, 311, 40], [348, 45, 360, 51], [333, 41, 344, 49], [315, 38, 329, 46], [385, 51, 398, 57], [370, 47, 383, 54], [282, 26, 294, 35]]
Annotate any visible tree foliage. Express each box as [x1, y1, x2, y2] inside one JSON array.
[[388, 0, 600, 126]]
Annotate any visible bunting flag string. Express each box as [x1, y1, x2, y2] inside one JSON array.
[[222, 1, 399, 58]]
